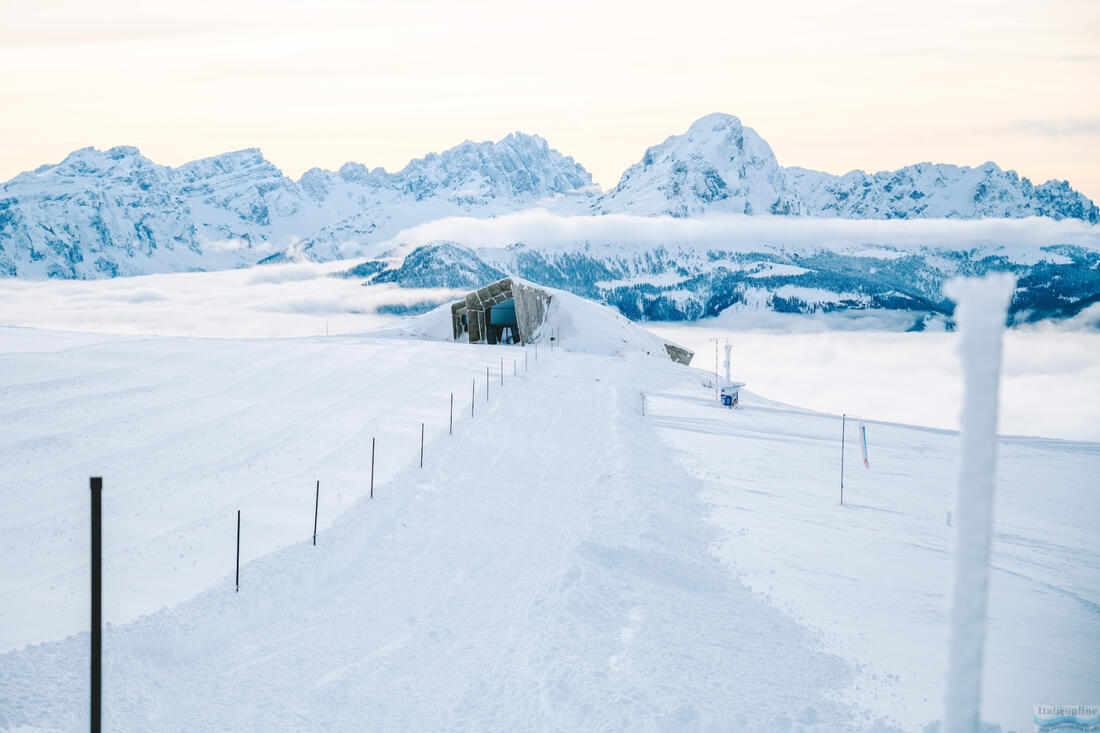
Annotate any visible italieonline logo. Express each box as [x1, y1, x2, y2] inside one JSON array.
[[1034, 705, 1100, 731]]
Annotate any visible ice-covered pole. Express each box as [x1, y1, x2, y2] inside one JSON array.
[[942, 273, 1015, 733]]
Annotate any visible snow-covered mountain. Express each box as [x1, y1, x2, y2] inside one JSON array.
[[2, 113, 1097, 283], [594, 113, 802, 217], [596, 114, 1099, 222], [0, 134, 594, 279], [348, 237, 1100, 328]]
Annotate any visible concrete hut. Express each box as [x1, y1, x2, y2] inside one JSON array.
[[451, 278, 550, 345], [449, 278, 695, 365]]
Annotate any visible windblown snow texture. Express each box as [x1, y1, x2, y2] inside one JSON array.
[[941, 273, 1016, 733]]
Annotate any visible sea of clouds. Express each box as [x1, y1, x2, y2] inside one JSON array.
[[1, 259, 1096, 441]]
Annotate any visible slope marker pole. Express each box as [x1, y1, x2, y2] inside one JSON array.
[[235, 509, 241, 591], [312, 480, 320, 546], [90, 477, 102, 733], [449, 393, 453, 435], [370, 437, 375, 499], [840, 414, 846, 505]]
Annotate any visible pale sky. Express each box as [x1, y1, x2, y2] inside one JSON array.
[[2, 0, 1098, 201]]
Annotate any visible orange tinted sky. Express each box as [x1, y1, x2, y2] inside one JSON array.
[[2, 0, 1098, 201]]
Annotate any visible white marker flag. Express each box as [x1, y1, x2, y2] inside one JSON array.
[[859, 422, 870, 469]]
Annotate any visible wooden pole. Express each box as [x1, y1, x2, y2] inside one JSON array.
[[312, 480, 319, 546], [90, 477, 102, 733]]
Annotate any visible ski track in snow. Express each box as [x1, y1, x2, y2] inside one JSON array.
[[0, 332, 860, 732]]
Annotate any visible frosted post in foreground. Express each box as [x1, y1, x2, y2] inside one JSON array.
[[942, 273, 1015, 733]]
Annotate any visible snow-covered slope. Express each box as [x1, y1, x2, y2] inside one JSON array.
[[596, 114, 1099, 222], [0, 326, 1095, 732], [0, 135, 594, 279]]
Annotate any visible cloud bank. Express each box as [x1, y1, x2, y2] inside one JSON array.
[[375, 210, 1100, 257]]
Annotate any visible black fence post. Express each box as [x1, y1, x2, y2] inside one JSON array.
[[90, 477, 102, 733], [312, 480, 319, 546], [370, 437, 376, 499], [235, 509, 240, 592]]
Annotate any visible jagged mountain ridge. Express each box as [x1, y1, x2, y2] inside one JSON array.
[[595, 114, 1099, 222], [1, 113, 1097, 280], [0, 134, 595, 278]]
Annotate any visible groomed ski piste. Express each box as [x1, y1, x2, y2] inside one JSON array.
[[0, 286, 1097, 732]]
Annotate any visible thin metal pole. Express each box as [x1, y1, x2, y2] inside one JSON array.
[[500, 357, 504, 386], [235, 509, 240, 591], [449, 393, 453, 435], [312, 480, 319, 546], [486, 366, 490, 402], [420, 423, 425, 468], [471, 378, 475, 417], [513, 359, 516, 377], [370, 437, 375, 499], [90, 477, 102, 733], [840, 414, 846, 505]]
